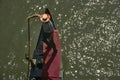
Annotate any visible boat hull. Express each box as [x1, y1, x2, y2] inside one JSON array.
[[42, 30, 61, 80]]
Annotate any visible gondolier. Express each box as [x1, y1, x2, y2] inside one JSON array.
[[26, 8, 62, 80]]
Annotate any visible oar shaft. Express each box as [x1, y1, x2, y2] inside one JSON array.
[[26, 15, 40, 80], [27, 19, 30, 80]]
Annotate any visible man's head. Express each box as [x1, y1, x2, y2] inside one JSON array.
[[40, 13, 50, 22]]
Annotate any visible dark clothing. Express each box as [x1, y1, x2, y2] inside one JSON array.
[[36, 20, 54, 50], [42, 20, 54, 33], [29, 50, 43, 80], [40, 20, 55, 49]]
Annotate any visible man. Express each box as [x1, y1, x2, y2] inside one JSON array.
[[26, 13, 57, 80]]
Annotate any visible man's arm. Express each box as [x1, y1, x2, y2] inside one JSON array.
[[27, 13, 41, 19]]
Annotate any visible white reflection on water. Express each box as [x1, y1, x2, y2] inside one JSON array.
[[60, 0, 120, 79]]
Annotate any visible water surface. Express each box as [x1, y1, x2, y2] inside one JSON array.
[[0, 0, 120, 80]]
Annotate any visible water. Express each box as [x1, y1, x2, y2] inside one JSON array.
[[0, 0, 120, 80]]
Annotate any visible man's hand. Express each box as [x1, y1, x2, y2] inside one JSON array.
[[25, 53, 31, 61], [27, 16, 32, 20], [25, 54, 36, 66]]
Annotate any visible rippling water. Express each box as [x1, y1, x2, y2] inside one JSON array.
[[0, 0, 120, 80]]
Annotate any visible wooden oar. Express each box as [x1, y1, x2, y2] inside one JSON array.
[[27, 19, 30, 80], [26, 14, 40, 80]]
